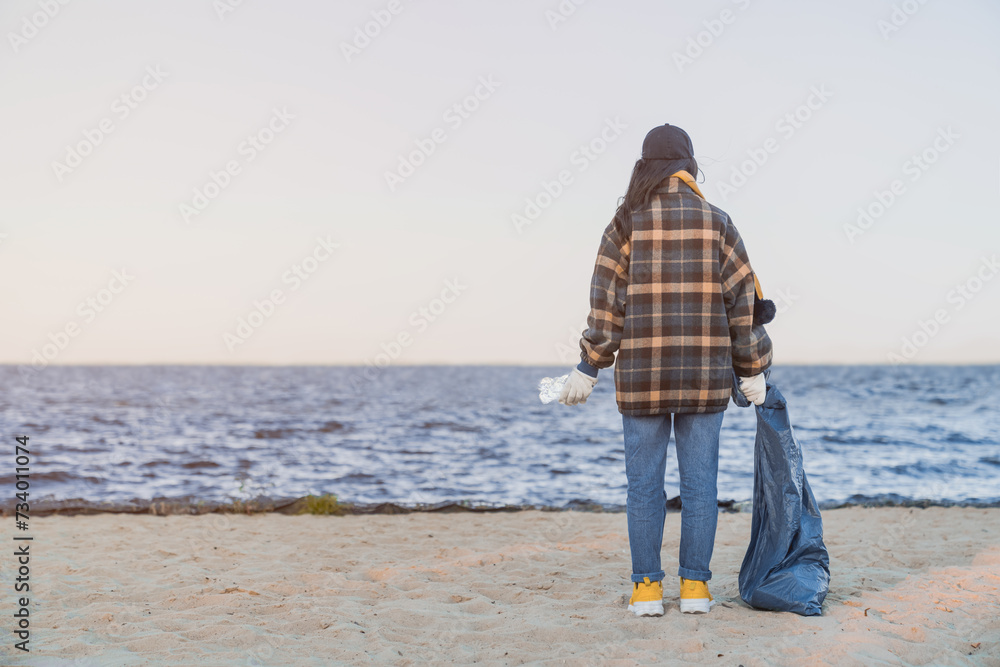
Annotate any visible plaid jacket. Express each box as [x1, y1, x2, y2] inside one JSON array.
[[579, 174, 773, 415]]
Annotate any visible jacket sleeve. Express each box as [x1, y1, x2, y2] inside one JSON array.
[[720, 218, 773, 376], [579, 221, 631, 370]]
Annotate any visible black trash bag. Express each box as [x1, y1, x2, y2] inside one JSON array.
[[731, 371, 830, 616]]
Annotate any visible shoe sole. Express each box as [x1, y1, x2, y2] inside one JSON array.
[[680, 599, 714, 614], [627, 601, 664, 617]]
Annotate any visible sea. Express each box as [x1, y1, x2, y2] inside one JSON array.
[[2, 364, 998, 513]]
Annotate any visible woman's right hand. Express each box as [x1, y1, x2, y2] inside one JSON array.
[[559, 369, 598, 406]]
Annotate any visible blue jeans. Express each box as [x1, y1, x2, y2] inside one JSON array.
[[622, 411, 724, 583]]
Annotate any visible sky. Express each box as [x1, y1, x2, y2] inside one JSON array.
[[1, 0, 998, 369]]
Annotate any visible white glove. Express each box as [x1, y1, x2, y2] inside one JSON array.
[[738, 374, 767, 406], [558, 369, 598, 406]]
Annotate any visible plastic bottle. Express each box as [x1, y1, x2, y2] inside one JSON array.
[[538, 374, 569, 404]]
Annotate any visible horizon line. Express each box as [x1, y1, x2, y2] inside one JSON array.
[[3, 361, 999, 369]]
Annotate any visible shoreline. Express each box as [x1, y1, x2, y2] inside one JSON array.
[[6, 492, 1000, 517]]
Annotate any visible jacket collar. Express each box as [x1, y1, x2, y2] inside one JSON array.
[[654, 170, 706, 200]]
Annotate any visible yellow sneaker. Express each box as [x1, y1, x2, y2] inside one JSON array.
[[627, 577, 664, 617], [679, 578, 714, 614]]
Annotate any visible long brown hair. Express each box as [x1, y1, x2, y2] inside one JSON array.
[[611, 156, 698, 236]]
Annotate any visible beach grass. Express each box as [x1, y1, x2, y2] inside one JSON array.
[[298, 493, 346, 515]]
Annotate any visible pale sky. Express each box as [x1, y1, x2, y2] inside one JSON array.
[[1, 0, 998, 368]]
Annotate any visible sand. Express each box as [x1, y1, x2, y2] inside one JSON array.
[[4, 507, 998, 666]]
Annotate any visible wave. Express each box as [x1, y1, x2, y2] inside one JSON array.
[[0, 471, 97, 484], [419, 421, 483, 433], [253, 420, 349, 439], [8, 492, 999, 517]]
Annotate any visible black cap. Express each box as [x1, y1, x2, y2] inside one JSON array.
[[641, 124, 694, 160]]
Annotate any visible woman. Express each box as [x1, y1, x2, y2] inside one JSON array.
[[558, 123, 774, 617]]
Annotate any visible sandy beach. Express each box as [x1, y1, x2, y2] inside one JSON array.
[[6, 507, 998, 666]]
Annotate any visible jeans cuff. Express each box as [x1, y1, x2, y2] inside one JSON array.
[[631, 570, 665, 584], [677, 566, 712, 581]]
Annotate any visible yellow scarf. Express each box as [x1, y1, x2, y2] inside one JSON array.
[[670, 170, 764, 301], [671, 170, 705, 199]]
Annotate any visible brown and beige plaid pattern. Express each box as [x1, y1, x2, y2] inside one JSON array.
[[580, 175, 773, 415]]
